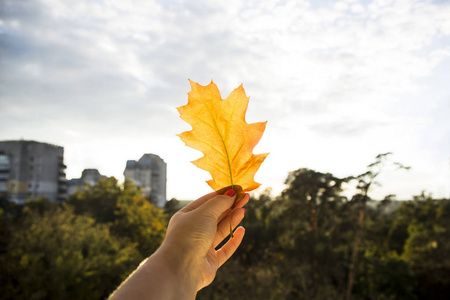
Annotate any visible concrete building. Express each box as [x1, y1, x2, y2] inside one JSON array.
[[0, 140, 67, 203], [124, 154, 167, 207], [67, 168, 107, 195]]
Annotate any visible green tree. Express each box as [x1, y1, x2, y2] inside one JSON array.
[[346, 152, 410, 300], [111, 190, 167, 256], [69, 177, 167, 256], [363, 251, 417, 300], [270, 169, 350, 299], [0, 205, 140, 300], [69, 177, 127, 223], [401, 194, 450, 299], [164, 198, 181, 218]]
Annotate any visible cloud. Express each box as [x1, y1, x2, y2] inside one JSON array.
[[1, 0, 449, 199], [309, 119, 385, 138]]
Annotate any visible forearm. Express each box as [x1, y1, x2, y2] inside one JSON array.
[[109, 248, 199, 300]]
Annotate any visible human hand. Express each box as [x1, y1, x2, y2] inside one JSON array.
[[108, 188, 249, 300], [160, 187, 249, 291]]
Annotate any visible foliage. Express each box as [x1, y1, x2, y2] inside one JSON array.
[[69, 177, 167, 256], [0, 178, 168, 300], [164, 198, 181, 218], [199, 165, 449, 300], [0, 204, 140, 300], [1, 160, 449, 300], [400, 194, 450, 299]]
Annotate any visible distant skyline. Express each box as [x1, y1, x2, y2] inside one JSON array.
[[1, 0, 449, 200]]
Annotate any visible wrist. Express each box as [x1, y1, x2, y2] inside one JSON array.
[[143, 243, 202, 299]]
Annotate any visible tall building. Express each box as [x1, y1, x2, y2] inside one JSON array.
[[124, 154, 167, 207], [0, 140, 67, 203], [67, 168, 107, 195]]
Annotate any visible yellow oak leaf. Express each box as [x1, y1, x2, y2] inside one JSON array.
[[177, 80, 269, 193]]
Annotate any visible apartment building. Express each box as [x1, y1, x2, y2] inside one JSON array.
[[67, 168, 107, 195], [124, 153, 167, 207], [0, 140, 67, 203]]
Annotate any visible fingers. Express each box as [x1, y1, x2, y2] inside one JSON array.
[[214, 207, 246, 247], [217, 192, 250, 223], [179, 186, 240, 213], [234, 192, 250, 209], [197, 191, 237, 220], [216, 226, 245, 268], [180, 190, 220, 212]]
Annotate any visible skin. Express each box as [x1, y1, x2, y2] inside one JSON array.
[[109, 188, 249, 300]]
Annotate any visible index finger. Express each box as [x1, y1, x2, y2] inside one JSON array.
[[180, 186, 232, 213]]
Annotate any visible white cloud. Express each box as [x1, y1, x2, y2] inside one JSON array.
[[1, 0, 449, 200]]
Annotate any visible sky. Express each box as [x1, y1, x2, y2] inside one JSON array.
[[1, 0, 449, 201]]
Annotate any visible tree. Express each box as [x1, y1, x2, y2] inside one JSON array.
[[69, 177, 167, 257], [346, 153, 410, 300], [362, 251, 417, 300], [0, 205, 141, 300], [69, 177, 128, 223], [271, 169, 350, 298], [401, 194, 450, 299], [281, 168, 347, 238], [198, 163, 448, 299], [164, 198, 181, 218], [111, 190, 167, 256]]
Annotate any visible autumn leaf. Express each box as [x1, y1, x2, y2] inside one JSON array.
[[177, 80, 269, 194]]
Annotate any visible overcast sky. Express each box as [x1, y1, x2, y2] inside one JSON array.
[[1, 0, 449, 201]]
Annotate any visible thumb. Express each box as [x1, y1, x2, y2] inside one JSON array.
[[198, 190, 236, 220]]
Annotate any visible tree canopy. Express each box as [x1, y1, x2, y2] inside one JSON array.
[[1, 161, 449, 300]]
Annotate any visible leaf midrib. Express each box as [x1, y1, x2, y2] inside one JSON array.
[[207, 100, 236, 187]]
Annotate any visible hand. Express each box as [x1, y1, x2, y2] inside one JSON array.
[[163, 187, 249, 290], [109, 188, 249, 300]]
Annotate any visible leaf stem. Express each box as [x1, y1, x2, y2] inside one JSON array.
[[229, 187, 237, 239], [229, 209, 234, 238]]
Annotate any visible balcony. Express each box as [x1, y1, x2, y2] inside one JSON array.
[[58, 178, 68, 187], [0, 155, 10, 171], [0, 166, 10, 172], [0, 181, 7, 192]]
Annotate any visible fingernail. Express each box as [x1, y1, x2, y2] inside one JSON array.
[[241, 208, 246, 214], [224, 189, 236, 197]]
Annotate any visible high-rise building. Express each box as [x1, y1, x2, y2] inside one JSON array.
[[124, 154, 167, 207], [67, 168, 107, 195], [0, 140, 67, 203]]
